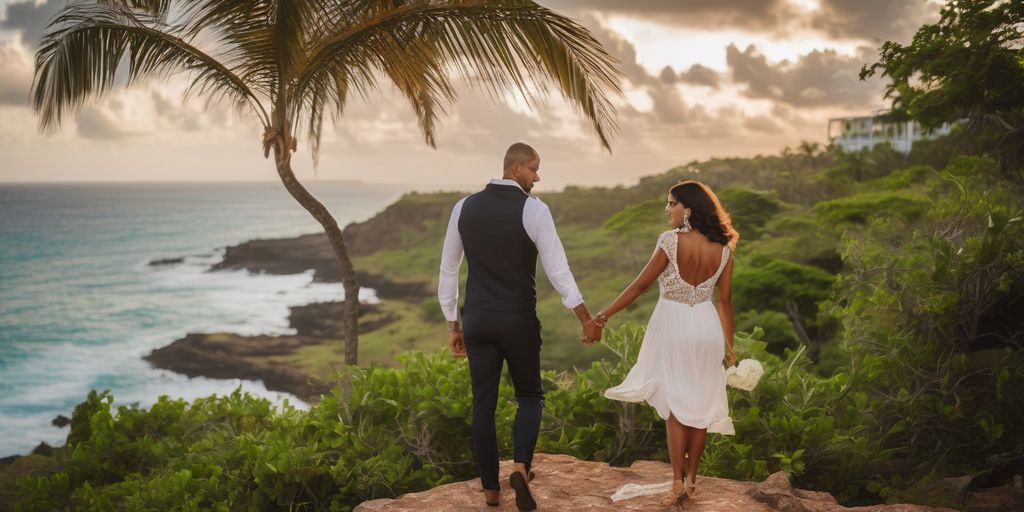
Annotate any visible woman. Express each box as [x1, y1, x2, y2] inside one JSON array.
[[584, 180, 738, 505]]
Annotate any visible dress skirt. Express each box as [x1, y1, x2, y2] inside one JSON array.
[[604, 298, 734, 434]]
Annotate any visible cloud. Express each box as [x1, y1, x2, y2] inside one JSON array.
[[646, 85, 701, 125], [542, 0, 794, 33], [75, 100, 142, 140], [580, 15, 658, 87], [743, 113, 784, 133], [726, 43, 883, 108], [811, 0, 937, 43], [0, 36, 32, 105], [677, 64, 719, 88], [1, 0, 64, 46]]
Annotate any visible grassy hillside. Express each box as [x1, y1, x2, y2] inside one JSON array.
[[347, 141, 948, 371]]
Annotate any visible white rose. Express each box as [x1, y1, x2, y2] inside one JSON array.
[[725, 358, 764, 391]]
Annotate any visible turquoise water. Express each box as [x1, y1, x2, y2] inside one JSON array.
[[0, 181, 407, 457]]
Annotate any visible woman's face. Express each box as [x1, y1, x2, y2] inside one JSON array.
[[665, 192, 688, 227]]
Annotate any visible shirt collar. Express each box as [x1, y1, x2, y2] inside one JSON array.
[[489, 178, 528, 194]]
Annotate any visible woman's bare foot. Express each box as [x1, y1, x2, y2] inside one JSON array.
[[662, 479, 685, 507]]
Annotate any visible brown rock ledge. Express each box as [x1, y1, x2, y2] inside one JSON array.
[[208, 233, 430, 299], [354, 454, 956, 512], [144, 301, 396, 404], [144, 333, 333, 404]]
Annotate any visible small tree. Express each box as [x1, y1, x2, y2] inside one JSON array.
[[861, 0, 1024, 177], [733, 259, 835, 362], [31, 0, 622, 365]]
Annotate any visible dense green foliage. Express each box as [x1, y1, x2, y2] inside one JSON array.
[[831, 156, 1024, 501], [13, 326, 885, 510]]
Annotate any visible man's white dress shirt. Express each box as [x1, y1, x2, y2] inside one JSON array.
[[438, 179, 584, 322]]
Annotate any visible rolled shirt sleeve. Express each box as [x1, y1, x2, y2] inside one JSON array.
[[523, 197, 585, 309], [437, 198, 466, 322]]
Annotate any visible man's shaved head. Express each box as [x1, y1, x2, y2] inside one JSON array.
[[503, 142, 538, 170]]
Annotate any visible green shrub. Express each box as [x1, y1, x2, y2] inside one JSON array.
[[814, 190, 928, 226], [831, 155, 1024, 490], [716, 187, 783, 240], [15, 324, 887, 509]]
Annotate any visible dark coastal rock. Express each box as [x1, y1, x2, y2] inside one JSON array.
[[354, 453, 957, 512], [211, 233, 333, 277], [207, 193, 458, 298], [142, 302, 388, 401], [149, 256, 185, 266], [144, 333, 333, 403], [30, 442, 54, 457], [289, 302, 397, 338], [51, 415, 70, 428], [211, 235, 429, 299]]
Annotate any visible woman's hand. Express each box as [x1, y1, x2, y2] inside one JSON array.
[[581, 318, 603, 345], [725, 345, 736, 367]]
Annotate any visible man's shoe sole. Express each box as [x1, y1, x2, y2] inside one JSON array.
[[509, 471, 537, 511]]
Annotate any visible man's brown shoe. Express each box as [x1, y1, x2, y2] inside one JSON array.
[[509, 470, 537, 511], [484, 489, 500, 507]]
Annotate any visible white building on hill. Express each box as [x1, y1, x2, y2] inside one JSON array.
[[828, 112, 954, 154]]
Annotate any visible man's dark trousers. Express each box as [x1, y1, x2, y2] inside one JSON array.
[[462, 309, 544, 491]]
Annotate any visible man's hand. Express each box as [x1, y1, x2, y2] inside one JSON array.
[[448, 321, 466, 357]]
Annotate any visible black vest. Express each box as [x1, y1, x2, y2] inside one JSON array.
[[459, 184, 538, 314]]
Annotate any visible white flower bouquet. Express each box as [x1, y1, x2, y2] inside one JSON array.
[[725, 358, 763, 391]]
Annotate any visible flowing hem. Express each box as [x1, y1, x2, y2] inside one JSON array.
[[604, 384, 735, 435]]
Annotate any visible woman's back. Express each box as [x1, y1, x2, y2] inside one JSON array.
[[673, 231, 728, 287]]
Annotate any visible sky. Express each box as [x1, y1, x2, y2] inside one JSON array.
[[0, 0, 941, 189]]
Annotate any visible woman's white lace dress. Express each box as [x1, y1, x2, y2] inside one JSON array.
[[604, 230, 735, 434]]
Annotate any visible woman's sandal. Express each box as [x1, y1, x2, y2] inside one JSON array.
[[682, 475, 697, 500], [663, 479, 685, 507]]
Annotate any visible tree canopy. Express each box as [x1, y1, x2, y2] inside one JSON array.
[[861, 0, 1024, 133]]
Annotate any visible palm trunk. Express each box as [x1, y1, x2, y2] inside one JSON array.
[[272, 145, 360, 366]]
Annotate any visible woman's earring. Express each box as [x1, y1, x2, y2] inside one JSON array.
[[678, 215, 692, 233]]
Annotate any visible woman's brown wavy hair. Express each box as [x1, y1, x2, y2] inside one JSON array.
[[669, 180, 739, 250]]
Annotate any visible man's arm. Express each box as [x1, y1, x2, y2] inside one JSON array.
[[438, 198, 466, 356], [524, 199, 590, 329]]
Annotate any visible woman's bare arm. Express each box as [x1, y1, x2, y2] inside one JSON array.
[[585, 247, 669, 340], [716, 253, 736, 366]]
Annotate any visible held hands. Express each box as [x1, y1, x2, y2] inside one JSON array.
[[581, 316, 603, 345]]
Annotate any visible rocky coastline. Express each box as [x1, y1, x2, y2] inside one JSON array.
[[142, 204, 435, 405]]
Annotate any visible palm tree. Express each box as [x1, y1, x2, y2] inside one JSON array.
[[32, 0, 622, 365], [798, 140, 820, 172]]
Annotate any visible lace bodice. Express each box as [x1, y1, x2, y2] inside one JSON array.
[[656, 230, 731, 306]]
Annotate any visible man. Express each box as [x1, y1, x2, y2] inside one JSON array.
[[438, 142, 595, 511]]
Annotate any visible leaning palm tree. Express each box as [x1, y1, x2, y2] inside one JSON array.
[[32, 0, 622, 365]]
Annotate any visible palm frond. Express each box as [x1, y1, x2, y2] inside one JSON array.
[[291, 0, 623, 156], [32, 2, 269, 131], [98, 0, 173, 20]]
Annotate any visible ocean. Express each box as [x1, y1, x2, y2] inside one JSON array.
[[0, 181, 409, 457]]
